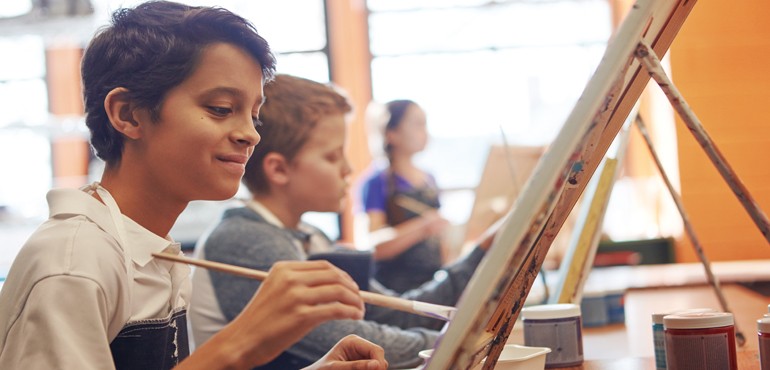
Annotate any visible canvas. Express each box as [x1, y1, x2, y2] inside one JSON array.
[[423, 0, 698, 368]]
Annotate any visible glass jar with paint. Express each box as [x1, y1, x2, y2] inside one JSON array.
[[651, 308, 715, 370], [663, 311, 737, 370], [521, 303, 583, 368], [759, 317, 770, 370]]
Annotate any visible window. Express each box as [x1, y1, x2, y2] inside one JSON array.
[[0, 36, 50, 220], [0, 0, 339, 250], [367, 0, 613, 224]]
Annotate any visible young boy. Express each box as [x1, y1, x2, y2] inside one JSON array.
[[0, 2, 386, 369], [190, 74, 493, 369]]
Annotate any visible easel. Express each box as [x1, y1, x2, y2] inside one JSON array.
[[423, 1, 707, 368], [424, 0, 770, 367]]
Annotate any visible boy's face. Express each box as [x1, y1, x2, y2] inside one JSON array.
[[285, 114, 351, 213], [131, 43, 264, 201]]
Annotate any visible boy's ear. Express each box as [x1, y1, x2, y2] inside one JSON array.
[[104, 87, 143, 140], [262, 152, 290, 186]]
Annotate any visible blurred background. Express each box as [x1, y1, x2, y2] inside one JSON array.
[[1, 0, 768, 279]]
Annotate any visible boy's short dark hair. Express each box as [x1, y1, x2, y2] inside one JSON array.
[[243, 74, 352, 195], [82, 0, 276, 164]]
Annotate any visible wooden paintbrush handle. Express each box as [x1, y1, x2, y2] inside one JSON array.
[[152, 252, 454, 321]]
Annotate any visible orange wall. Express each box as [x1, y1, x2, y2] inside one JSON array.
[[46, 46, 89, 189], [326, 0, 373, 244], [670, 1, 770, 261]]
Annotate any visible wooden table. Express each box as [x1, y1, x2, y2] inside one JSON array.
[[556, 351, 759, 370], [416, 262, 770, 369], [504, 283, 768, 369]]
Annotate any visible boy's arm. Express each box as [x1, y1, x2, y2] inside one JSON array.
[[365, 246, 487, 330], [0, 276, 117, 370], [288, 314, 437, 369], [180, 260, 366, 369]]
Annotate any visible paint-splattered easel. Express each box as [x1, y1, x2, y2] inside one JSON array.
[[624, 38, 770, 346], [422, 1, 704, 369]]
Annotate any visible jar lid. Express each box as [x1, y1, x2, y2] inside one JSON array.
[[759, 318, 770, 333], [651, 308, 716, 324], [664, 312, 733, 329], [521, 303, 580, 320]]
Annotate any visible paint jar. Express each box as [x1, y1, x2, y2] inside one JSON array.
[[664, 311, 737, 370], [759, 317, 770, 370], [604, 289, 626, 324], [651, 308, 715, 370], [521, 303, 583, 368], [580, 290, 608, 327]]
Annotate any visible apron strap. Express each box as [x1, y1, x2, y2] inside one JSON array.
[[83, 182, 134, 317]]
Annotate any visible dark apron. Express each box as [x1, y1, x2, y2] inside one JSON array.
[[110, 308, 190, 370], [374, 173, 442, 293], [86, 183, 189, 370]]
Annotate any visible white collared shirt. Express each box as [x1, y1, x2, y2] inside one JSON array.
[[0, 187, 190, 369]]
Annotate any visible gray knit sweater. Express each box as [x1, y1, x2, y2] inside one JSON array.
[[189, 206, 486, 369]]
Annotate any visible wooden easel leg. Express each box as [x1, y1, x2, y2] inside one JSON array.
[[635, 41, 770, 245], [634, 114, 746, 346]]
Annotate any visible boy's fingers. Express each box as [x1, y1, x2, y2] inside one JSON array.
[[272, 260, 359, 289], [294, 288, 365, 319]]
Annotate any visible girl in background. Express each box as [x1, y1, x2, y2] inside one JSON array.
[[361, 100, 449, 293]]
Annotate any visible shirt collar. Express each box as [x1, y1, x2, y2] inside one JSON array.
[[245, 199, 315, 252], [121, 215, 180, 267], [245, 199, 284, 228], [47, 187, 179, 267]]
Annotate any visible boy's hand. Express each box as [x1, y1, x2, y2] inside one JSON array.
[[304, 335, 388, 370], [227, 260, 365, 366]]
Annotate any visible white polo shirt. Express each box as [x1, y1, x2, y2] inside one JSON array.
[[0, 186, 190, 369]]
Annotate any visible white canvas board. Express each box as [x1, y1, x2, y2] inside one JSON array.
[[424, 0, 697, 368]]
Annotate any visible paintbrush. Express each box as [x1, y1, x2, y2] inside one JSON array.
[[394, 194, 434, 214], [152, 252, 456, 321]]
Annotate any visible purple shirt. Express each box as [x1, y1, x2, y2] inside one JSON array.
[[361, 170, 440, 213]]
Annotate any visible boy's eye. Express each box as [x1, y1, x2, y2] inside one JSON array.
[[208, 106, 232, 116]]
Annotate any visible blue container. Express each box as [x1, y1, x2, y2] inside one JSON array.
[[580, 290, 608, 327], [605, 289, 626, 324]]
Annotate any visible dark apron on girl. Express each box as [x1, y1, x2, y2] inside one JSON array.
[[374, 173, 442, 293]]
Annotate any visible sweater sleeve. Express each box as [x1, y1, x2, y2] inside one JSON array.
[[288, 319, 437, 369], [365, 246, 487, 330], [200, 212, 441, 367]]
